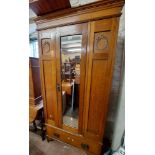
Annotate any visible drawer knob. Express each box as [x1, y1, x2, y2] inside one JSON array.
[[53, 133, 60, 138], [81, 143, 89, 150]]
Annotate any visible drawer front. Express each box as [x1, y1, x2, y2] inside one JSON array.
[[46, 125, 102, 155]]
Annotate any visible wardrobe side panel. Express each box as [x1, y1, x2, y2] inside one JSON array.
[[87, 60, 108, 134], [84, 18, 120, 141], [43, 60, 57, 121], [39, 30, 58, 126]]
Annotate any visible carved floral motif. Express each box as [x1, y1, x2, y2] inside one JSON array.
[[43, 41, 50, 53], [94, 32, 109, 51]]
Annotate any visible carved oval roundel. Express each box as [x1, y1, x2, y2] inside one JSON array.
[[43, 41, 50, 54], [94, 33, 108, 51]]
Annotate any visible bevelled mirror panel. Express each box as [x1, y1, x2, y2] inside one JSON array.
[[60, 35, 82, 129]]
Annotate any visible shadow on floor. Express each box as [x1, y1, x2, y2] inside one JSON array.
[[29, 131, 87, 155]]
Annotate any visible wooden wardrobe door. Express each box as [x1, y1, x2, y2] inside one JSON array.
[[83, 18, 120, 141], [39, 29, 58, 126], [55, 23, 88, 133]]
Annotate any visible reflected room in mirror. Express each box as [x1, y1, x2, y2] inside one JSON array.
[[60, 35, 82, 129]]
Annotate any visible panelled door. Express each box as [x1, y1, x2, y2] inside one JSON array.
[[83, 17, 120, 141], [55, 23, 88, 134], [39, 28, 58, 126]]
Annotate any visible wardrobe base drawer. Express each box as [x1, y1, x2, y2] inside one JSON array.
[[46, 125, 102, 155]]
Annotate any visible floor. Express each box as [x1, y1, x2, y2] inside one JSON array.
[[63, 115, 78, 128], [63, 106, 78, 128], [29, 131, 87, 155], [65, 106, 79, 119]]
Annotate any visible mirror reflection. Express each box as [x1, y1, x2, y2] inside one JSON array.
[[61, 35, 82, 129]]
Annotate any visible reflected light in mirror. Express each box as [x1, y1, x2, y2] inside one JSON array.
[[67, 48, 81, 52]]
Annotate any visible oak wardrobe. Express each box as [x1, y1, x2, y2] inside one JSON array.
[[35, 1, 124, 155]]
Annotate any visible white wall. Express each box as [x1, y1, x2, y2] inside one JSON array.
[[111, 6, 125, 151], [112, 66, 125, 150]]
